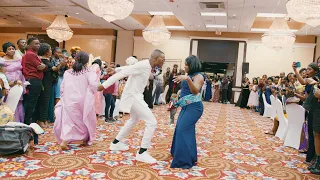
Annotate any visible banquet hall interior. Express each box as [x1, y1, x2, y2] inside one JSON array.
[[1, 0, 320, 179]]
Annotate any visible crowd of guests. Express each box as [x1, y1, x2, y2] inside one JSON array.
[[202, 74, 233, 104], [234, 62, 320, 175]]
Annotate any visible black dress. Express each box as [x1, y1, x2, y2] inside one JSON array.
[[240, 83, 250, 108], [36, 58, 54, 122]]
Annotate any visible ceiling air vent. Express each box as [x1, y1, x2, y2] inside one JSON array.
[[199, 2, 225, 9]]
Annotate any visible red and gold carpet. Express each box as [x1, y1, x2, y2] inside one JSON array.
[[0, 103, 319, 179]]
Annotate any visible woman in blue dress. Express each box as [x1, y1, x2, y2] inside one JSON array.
[[204, 75, 212, 101], [170, 55, 204, 169]]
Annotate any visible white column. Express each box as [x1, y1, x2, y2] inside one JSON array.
[[233, 42, 245, 103], [191, 40, 198, 56]]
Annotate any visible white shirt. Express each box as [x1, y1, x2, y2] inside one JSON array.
[[14, 49, 25, 60], [0, 73, 9, 90], [102, 60, 152, 112]]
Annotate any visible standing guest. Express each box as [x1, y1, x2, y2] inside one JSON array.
[[168, 65, 178, 102], [99, 49, 165, 164], [212, 78, 220, 103], [36, 43, 60, 128], [278, 72, 286, 86], [1, 42, 25, 122], [52, 47, 67, 105], [293, 62, 318, 172], [258, 78, 266, 115], [101, 67, 116, 123], [265, 77, 274, 104], [163, 67, 170, 95], [14, 39, 26, 60], [170, 55, 204, 169], [204, 75, 212, 101], [22, 37, 46, 125], [153, 72, 163, 105], [227, 76, 233, 103], [240, 77, 250, 109], [274, 76, 280, 87], [221, 75, 228, 104], [247, 78, 259, 110], [54, 52, 99, 150], [91, 59, 103, 116]]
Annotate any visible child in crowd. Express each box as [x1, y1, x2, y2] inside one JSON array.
[[168, 93, 178, 125], [0, 64, 9, 98]]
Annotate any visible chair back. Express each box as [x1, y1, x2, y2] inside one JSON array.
[[274, 98, 289, 140], [284, 104, 305, 149]]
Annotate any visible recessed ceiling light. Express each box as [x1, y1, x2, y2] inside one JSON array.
[[200, 12, 227, 17], [76, 13, 79, 15], [233, 26, 235, 28], [166, 26, 185, 30], [198, 25, 201, 27], [256, 13, 286, 18], [233, 14, 236, 16], [149, 11, 174, 16], [206, 24, 227, 28], [251, 28, 298, 32]]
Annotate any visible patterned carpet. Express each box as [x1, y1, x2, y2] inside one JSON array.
[[1, 103, 320, 180]]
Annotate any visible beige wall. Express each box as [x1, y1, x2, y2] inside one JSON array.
[[246, 42, 315, 80], [0, 33, 26, 51], [64, 35, 115, 63], [115, 31, 134, 65], [133, 37, 190, 71]]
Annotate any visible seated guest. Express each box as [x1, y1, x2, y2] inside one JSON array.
[[53, 52, 99, 150]]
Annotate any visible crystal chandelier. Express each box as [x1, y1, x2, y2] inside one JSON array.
[[286, 0, 320, 27], [46, 15, 73, 42], [143, 16, 171, 46], [87, 0, 134, 22], [261, 18, 296, 50]]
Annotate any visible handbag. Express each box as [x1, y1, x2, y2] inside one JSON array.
[[0, 125, 33, 155]]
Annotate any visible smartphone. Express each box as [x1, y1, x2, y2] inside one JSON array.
[[296, 62, 301, 68]]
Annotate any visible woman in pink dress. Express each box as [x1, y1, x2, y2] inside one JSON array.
[[54, 52, 99, 150], [90, 59, 103, 115], [1, 42, 25, 122]]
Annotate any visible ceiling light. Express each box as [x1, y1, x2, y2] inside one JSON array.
[[46, 15, 73, 42], [166, 26, 185, 30], [257, 13, 286, 18], [206, 24, 227, 28], [251, 28, 298, 32], [87, 0, 134, 22], [233, 26, 235, 28], [262, 18, 296, 50], [143, 15, 171, 46], [286, 0, 320, 27], [200, 12, 227, 16], [149, 11, 174, 16], [76, 13, 79, 15]]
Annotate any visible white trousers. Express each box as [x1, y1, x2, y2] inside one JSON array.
[[115, 99, 157, 148]]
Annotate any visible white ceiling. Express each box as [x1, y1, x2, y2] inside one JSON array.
[[0, 0, 319, 35]]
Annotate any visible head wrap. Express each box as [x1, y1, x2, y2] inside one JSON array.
[[308, 62, 319, 72], [70, 46, 81, 52]]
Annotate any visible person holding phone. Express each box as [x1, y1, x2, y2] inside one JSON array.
[[293, 62, 320, 174]]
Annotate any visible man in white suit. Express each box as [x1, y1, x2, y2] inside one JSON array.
[[98, 49, 165, 164]]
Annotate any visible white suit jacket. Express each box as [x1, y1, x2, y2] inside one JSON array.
[[102, 60, 152, 112]]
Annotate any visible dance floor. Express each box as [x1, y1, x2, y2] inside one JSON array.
[[1, 103, 319, 179]]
